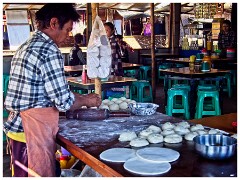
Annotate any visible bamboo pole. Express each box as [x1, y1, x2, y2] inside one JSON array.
[[150, 3, 156, 101], [91, 3, 102, 96]]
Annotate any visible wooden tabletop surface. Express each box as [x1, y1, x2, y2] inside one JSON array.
[[56, 113, 237, 177]]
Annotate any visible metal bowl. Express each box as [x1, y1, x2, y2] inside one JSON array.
[[193, 134, 237, 160], [128, 103, 159, 116]]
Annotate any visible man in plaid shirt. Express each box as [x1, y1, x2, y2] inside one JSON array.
[[218, 20, 236, 53], [4, 4, 101, 177]]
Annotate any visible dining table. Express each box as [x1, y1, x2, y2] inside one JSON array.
[[56, 112, 237, 177], [140, 52, 179, 65], [160, 67, 231, 118]]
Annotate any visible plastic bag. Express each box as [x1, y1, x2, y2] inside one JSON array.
[[87, 16, 112, 79]]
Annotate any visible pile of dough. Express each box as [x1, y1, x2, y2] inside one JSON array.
[[130, 138, 149, 147], [197, 130, 208, 135], [119, 131, 137, 142], [147, 133, 164, 144], [174, 125, 190, 135], [184, 132, 198, 141], [99, 97, 136, 110], [190, 124, 204, 132], [146, 125, 161, 133], [161, 129, 175, 136], [177, 122, 190, 129], [99, 104, 109, 110], [139, 129, 154, 138], [164, 134, 183, 144], [162, 122, 175, 130], [109, 104, 120, 111]]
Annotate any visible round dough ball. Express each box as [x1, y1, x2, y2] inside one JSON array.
[[231, 134, 237, 139], [164, 134, 183, 144], [107, 101, 115, 106], [147, 133, 164, 144], [115, 100, 123, 104], [162, 122, 175, 130], [99, 104, 109, 110], [130, 138, 149, 147], [184, 132, 198, 141], [109, 104, 120, 111], [190, 124, 205, 132], [118, 131, 137, 142], [177, 121, 190, 129], [161, 129, 175, 136], [208, 129, 219, 134], [120, 97, 127, 101], [102, 99, 110, 105], [129, 100, 136, 104], [174, 125, 190, 135], [125, 99, 132, 103], [146, 125, 161, 133], [139, 129, 154, 138], [119, 102, 128, 110], [197, 130, 208, 135], [111, 98, 118, 102]]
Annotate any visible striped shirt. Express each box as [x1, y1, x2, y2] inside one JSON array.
[[4, 30, 75, 133]]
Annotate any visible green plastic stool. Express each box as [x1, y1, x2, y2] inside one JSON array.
[[195, 90, 221, 119], [3, 131, 7, 142], [130, 80, 153, 102], [124, 69, 139, 79], [172, 84, 190, 108], [166, 88, 190, 120], [215, 73, 232, 97], [3, 75, 10, 118], [139, 66, 151, 81]]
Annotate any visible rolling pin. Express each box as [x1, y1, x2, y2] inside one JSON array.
[[66, 108, 131, 120]]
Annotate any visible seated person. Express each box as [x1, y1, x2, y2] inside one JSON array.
[[116, 34, 134, 63], [68, 33, 86, 76]]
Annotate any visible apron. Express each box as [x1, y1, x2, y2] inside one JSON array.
[[20, 107, 59, 177]]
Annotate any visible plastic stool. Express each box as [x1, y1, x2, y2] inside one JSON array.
[[166, 88, 190, 120], [139, 66, 151, 81], [124, 69, 139, 79], [172, 84, 190, 108], [195, 90, 221, 119], [130, 80, 153, 102], [215, 73, 232, 97], [3, 75, 10, 98]]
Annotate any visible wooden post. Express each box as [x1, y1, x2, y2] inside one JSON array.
[[150, 3, 156, 101], [91, 3, 102, 96]]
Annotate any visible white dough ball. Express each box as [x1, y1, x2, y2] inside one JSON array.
[[125, 99, 132, 103], [119, 102, 128, 110], [177, 121, 190, 129], [115, 100, 123, 104], [146, 125, 161, 133], [208, 129, 219, 134], [184, 132, 198, 141], [102, 99, 110, 105], [107, 101, 115, 106], [120, 97, 127, 101], [161, 129, 175, 136], [129, 138, 149, 147], [190, 124, 205, 132], [111, 98, 118, 102], [99, 105, 109, 110], [109, 104, 120, 111], [174, 126, 190, 135], [162, 122, 175, 130], [139, 129, 154, 138], [197, 130, 208, 135], [118, 131, 137, 142], [164, 134, 183, 143], [129, 100, 136, 104], [147, 133, 164, 144]]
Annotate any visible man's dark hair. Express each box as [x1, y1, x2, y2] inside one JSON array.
[[74, 33, 83, 44], [222, 19, 231, 27], [104, 22, 115, 31], [36, 3, 80, 30]]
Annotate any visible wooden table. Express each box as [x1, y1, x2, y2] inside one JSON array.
[[140, 53, 179, 65], [56, 112, 237, 177], [64, 63, 142, 73], [160, 67, 230, 118]]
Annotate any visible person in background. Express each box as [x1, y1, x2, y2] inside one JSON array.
[[104, 22, 123, 76], [218, 20, 236, 56], [116, 34, 134, 63], [4, 3, 101, 177], [68, 33, 86, 76], [141, 18, 151, 36]]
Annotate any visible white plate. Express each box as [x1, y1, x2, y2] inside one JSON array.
[[124, 157, 171, 176], [99, 148, 136, 162], [201, 69, 210, 72], [136, 147, 180, 163]]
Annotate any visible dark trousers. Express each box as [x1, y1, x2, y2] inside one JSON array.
[[9, 139, 28, 177]]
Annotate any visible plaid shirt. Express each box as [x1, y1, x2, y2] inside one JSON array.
[[218, 30, 236, 50], [4, 30, 75, 133]]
